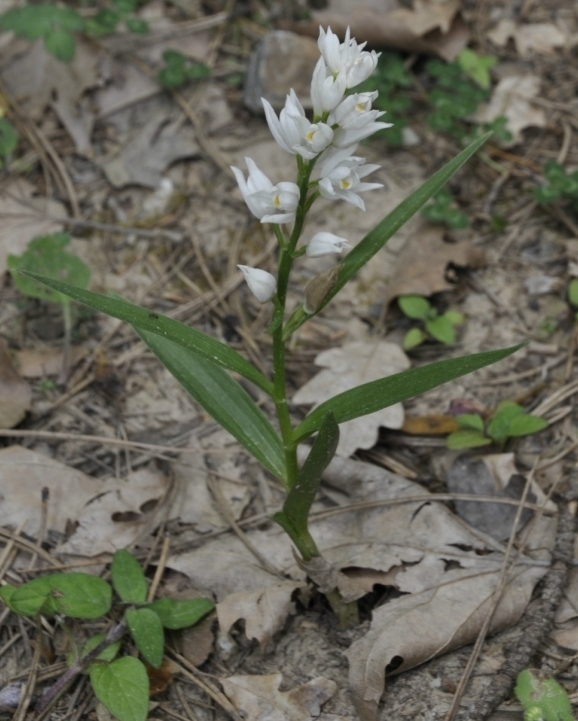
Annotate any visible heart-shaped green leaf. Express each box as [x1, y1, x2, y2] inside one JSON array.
[[89, 657, 149, 721], [47, 573, 112, 618]]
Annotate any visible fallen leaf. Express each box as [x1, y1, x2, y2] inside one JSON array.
[[382, 227, 485, 307], [222, 673, 340, 721], [472, 74, 546, 147], [292, 341, 410, 457], [0, 339, 31, 428], [400, 414, 459, 435], [14, 346, 86, 378], [446, 453, 538, 541], [488, 19, 567, 57], [0, 179, 66, 274], [290, 0, 469, 61], [0, 445, 95, 537], [56, 465, 172, 557]]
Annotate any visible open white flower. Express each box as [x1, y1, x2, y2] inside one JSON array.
[[328, 91, 384, 129], [318, 26, 380, 89], [318, 148, 383, 210], [306, 231, 351, 257], [238, 265, 277, 303], [310, 57, 347, 116], [231, 158, 299, 224], [263, 91, 334, 159], [332, 118, 392, 148]]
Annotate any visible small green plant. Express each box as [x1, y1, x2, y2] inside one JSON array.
[[0, 116, 18, 167], [398, 295, 465, 349], [157, 50, 210, 89], [8, 233, 90, 381], [0, 0, 148, 62], [568, 279, 578, 321], [447, 400, 547, 449], [535, 161, 578, 207], [0, 549, 214, 721], [515, 669, 573, 721], [421, 188, 469, 228], [457, 48, 498, 90]]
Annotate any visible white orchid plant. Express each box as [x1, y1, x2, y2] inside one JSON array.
[[28, 27, 519, 625]]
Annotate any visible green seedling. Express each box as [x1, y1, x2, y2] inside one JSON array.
[[85, 0, 149, 37], [447, 400, 547, 449], [515, 669, 573, 721], [568, 279, 578, 321], [0, 549, 214, 721], [27, 28, 523, 627], [0, 116, 18, 167], [7, 233, 90, 382], [158, 50, 210, 89], [535, 161, 578, 207], [398, 295, 465, 349], [457, 48, 498, 90], [422, 187, 469, 228]]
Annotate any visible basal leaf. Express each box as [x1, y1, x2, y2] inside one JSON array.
[[507, 414, 548, 437], [0, 584, 16, 607], [149, 597, 214, 629], [89, 657, 149, 721], [455, 413, 484, 431], [9, 577, 53, 616], [137, 328, 286, 481], [426, 315, 456, 344], [398, 295, 430, 320], [48, 573, 112, 618], [293, 344, 523, 443], [283, 132, 492, 339], [403, 327, 426, 350], [44, 28, 75, 62], [22, 272, 273, 395], [126, 607, 164, 668], [81, 634, 121, 664], [447, 429, 491, 449], [111, 550, 147, 604]]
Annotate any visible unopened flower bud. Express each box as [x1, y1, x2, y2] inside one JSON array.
[[238, 265, 277, 303], [304, 265, 341, 314], [306, 232, 351, 257]]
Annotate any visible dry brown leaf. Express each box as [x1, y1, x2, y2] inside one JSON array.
[[0, 38, 100, 155], [488, 19, 567, 57], [472, 74, 546, 147], [56, 465, 172, 557], [0, 179, 66, 274], [221, 673, 341, 721], [292, 341, 410, 457], [0, 445, 95, 537], [383, 227, 485, 307], [14, 346, 86, 378], [0, 339, 31, 428], [290, 0, 469, 61], [345, 564, 547, 721], [400, 414, 459, 435]]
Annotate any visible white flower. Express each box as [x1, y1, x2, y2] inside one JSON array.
[[262, 91, 334, 159], [238, 265, 277, 303], [318, 148, 383, 210], [306, 231, 351, 257], [332, 118, 392, 148], [328, 91, 384, 129], [231, 158, 299, 224], [310, 57, 347, 116], [317, 26, 380, 89]]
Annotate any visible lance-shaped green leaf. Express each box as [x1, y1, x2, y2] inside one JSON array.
[[293, 344, 522, 443], [136, 328, 286, 481], [273, 412, 338, 539], [111, 549, 147, 604], [20, 273, 273, 395], [125, 607, 164, 668], [283, 132, 492, 339], [89, 657, 149, 721]]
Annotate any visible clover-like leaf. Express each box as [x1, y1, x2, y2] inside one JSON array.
[[111, 550, 147, 604], [126, 607, 164, 668], [89, 657, 149, 721], [149, 597, 214, 629]]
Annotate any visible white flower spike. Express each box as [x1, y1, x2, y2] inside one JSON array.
[[318, 148, 383, 210], [317, 26, 380, 89], [306, 232, 351, 257], [231, 158, 299, 224], [238, 265, 277, 303], [262, 91, 334, 159], [310, 57, 347, 116]]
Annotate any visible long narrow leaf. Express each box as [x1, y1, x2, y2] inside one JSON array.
[[21, 272, 273, 395], [137, 328, 286, 481], [283, 132, 492, 339], [293, 344, 522, 443]]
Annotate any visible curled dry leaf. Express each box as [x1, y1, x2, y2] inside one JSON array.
[[221, 673, 342, 721], [472, 74, 546, 147], [488, 19, 567, 57], [292, 341, 410, 457], [0, 340, 31, 429], [383, 227, 485, 308], [290, 0, 469, 61]]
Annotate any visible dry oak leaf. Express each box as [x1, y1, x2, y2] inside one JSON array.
[[346, 564, 547, 721], [472, 74, 546, 147], [488, 19, 567, 57], [221, 673, 347, 721], [290, 0, 469, 62], [383, 228, 485, 308], [0, 339, 31, 429], [292, 341, 410, 457]]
